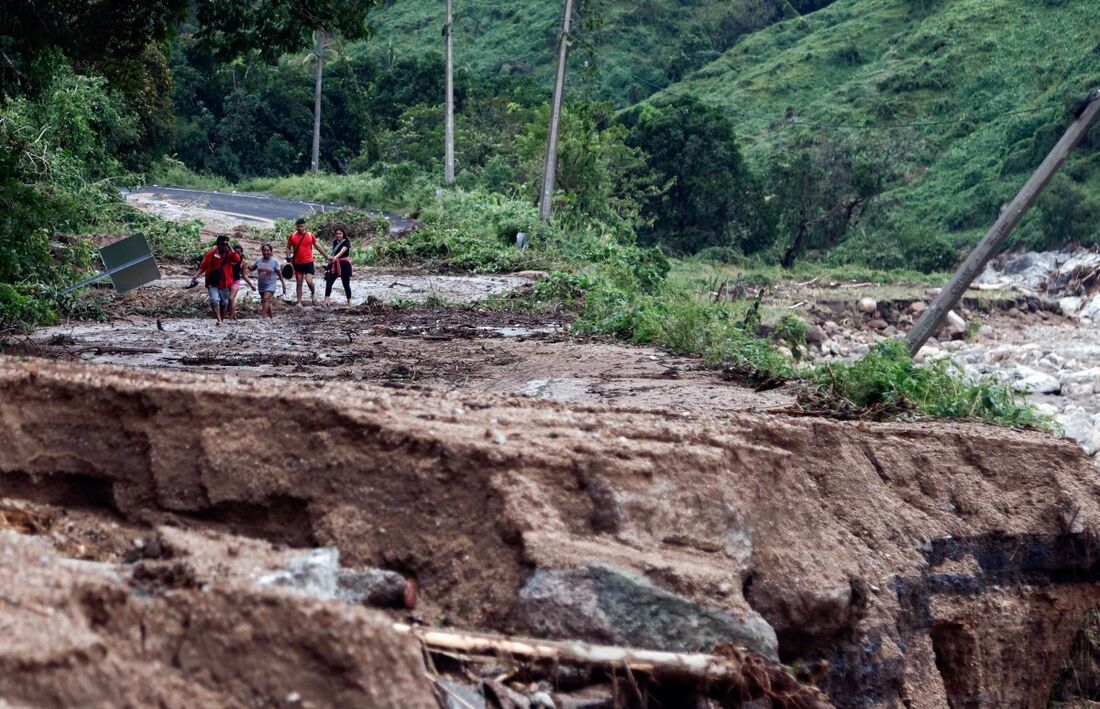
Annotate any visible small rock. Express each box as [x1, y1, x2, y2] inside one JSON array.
[[1039, 354, 1065, 370], [1081, 295, 1100, 322], [1062, 381, 1095, 397], [941, 310, 967, 340], [858, 297, 877, 315], [530, 691, 555, 709], [1056, 410, 1100, 456], [435, 680, 487, 709], [1013, 366, 1061, 395], [336, 568, 410, 608], [1063, 368, 1100, 387], [908, 301, 928, 316], [806, 325, 827, 344], [867, 319, 889, 331]]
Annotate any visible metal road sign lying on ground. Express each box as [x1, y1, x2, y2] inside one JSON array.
[[63, 234, 161, 294]]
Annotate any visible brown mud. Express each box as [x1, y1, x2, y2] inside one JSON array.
[[8, 305, 793, 417], [2, 357, 1100, 707]]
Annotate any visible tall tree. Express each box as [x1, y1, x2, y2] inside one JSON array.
[[195, 0, 379, 174]]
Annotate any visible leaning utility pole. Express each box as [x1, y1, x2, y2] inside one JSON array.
[[907, 89, 1100, 355], [444, 0, 455, 185], [538, 0, 576, 222], [310, 30, 329, 176]]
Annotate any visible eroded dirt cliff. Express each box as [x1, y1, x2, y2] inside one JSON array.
[[1, 356, 1099, 707]]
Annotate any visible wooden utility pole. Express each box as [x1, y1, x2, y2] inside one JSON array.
[[310, 30, 329, 176], [538, 0, 575, 222], [907, 90, 1100, 355], [444, 0, 455, 185]]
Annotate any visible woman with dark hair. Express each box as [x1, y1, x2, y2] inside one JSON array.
[[323, 227, 353, 306], [228, 243, 254, 320]]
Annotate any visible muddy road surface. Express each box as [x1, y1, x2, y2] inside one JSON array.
[[15, 305, 792, 417]]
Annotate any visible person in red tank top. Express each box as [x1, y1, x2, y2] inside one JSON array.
[[285, 218, 329, 306]]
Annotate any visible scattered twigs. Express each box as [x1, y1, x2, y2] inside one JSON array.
[[394, 624, 832, 708]]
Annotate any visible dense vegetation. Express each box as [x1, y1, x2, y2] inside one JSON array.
[[656, 0, 1100, 255]]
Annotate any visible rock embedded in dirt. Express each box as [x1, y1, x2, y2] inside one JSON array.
[[806, 324, 827, 344], [337, 568, 409, 607], [259, 547, 409, 608], [517, 563, 778, 659], [857, 297, 877, 315]]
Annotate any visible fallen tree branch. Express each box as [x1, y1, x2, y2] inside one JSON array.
[[393, 623, 833, 708]]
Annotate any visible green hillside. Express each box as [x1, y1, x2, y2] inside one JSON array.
[[651, 0, 1100, 251], [364, 0, 804, 103]]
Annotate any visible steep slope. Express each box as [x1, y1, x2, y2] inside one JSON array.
[[363, 0, 799, 103], [654, 0, 1100, 248]]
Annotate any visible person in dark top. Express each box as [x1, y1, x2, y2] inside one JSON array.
[[228, 243, 254, 321], [323, 227, 353, 306]]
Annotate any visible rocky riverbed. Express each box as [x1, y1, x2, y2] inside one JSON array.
[[800, 247, 1100, 460]]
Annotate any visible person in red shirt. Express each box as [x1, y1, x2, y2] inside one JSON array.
[[285, 218, 329, 306], [190, 234, 241, 325]]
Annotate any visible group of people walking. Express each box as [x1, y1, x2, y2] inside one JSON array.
[[190, 218, 354, 324]]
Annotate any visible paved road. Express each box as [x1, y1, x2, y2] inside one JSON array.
[[125, 186, 416, 233]]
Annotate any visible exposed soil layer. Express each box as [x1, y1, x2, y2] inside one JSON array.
[[0, 523, 436, 708], [2, 357, 1099, 707]]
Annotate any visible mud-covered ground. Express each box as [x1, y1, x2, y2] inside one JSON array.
[[10, 302, 793, 418]]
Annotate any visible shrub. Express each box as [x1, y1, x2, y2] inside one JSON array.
[[807, 340, 1047, 426]]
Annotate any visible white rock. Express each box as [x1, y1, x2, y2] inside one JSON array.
[[1012, 365, 1061, 394], [1063, 368, 1100, 386], [942, 310, 967, 339], [1060, 296, 1084, 316], [1081, 296, 1100, 322], [1062, 381, 1095, 397], [1039, 354, 1064, 370], [858, 297, 877, 315], [1033, 402, 1060, 418], [1056, 410, 1100, 456]]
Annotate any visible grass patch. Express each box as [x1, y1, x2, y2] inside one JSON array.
[[805, 340, 1048, 427], [146, 157, 234, 191], [239, 169, 433, 214]]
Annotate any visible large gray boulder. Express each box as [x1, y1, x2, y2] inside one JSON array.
[[516, 563, 778, 659]]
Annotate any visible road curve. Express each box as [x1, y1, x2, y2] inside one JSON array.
[[125, 186, 416, 233]]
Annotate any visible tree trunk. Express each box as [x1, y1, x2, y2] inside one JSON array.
[[444, 0, 455, 185], [310, 30, 326, 176]]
